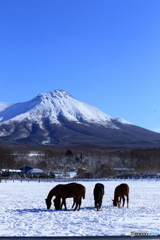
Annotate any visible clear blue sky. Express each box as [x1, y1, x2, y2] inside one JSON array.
[[0, 0, 160, 132]]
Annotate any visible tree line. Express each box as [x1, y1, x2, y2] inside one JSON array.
[[0, 145, 160, 178]]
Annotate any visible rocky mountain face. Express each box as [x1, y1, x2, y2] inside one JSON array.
[[0, 90, 160, 148]]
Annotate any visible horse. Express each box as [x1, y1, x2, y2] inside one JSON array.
[[52, 183, 80, 210], [52, 183, 78, 210], [93, 183, 104, 211], [53, 197, 62, 210], [53, 195, 82, 211], [45, 182, 86, 211], [46, 183, 75, 210], [112, 183, 129, 208]]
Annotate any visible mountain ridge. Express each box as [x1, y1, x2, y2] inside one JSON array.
[[0, 90, 131, 127], [0, 90, 160, 148]]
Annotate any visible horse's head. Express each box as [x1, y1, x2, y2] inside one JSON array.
[[112, 199, 118, 207], [45, 198, 52, 209], [53, 197, 61, 210], [112, 199, 120, 207]]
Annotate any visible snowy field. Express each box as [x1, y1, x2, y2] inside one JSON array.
[[0, 179, 160, 237]]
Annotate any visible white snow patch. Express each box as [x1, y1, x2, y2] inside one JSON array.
[[0, 102, 14, 112], [0, 179, 160, 236]]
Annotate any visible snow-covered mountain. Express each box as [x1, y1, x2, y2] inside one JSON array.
[[0, 90, 130, 127], [0, 90, 160, 147]]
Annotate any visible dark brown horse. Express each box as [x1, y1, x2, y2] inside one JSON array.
[[53, 183, 81, 210], [93, 183, 104, 211], [53, 197, 62, 210], [53, 196, 79, 210], [45, 182, 86, 211], [112, 183, 129, 208]]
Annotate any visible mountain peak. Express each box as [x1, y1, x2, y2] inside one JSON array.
[[0, 89, 160, 147], [0, 89, 130, 126], [33, 90, 73, 102]]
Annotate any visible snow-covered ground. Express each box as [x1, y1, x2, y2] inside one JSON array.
[[0, 179, 160, 236]]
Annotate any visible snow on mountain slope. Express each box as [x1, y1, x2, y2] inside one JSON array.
[[1, 90, 160, 147], [0, 90, 131, 128], [0, 102, 13, 112]]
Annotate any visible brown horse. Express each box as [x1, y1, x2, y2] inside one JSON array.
[[46, 183, 74, 210], [53, 197, 62, 210], [45, 182, 86, 211], [112, 183, 129, 208], [52, 183, 79, 210], [53, 183, 82, 210], [53, 196, 79, 210]]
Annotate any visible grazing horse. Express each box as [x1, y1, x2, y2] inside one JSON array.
[[53, 197, 62, 210], [112, 183, 129, 208], [53, 183, 80, 210], [45, 182, 86, 211], [54, 196, 81, 211], [93, 183, 104, 211]]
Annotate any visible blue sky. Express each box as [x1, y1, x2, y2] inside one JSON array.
[[0, 0, 160, 132]]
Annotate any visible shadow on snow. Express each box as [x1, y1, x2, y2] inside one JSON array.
[[13, 205, 113, 213]]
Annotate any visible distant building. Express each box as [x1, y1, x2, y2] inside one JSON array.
[[51, 171, 77, 179], [52, 171, 63, 178], [0, 169, 22, 177], [114, 168, 135, 175], [19, 166, 33, 174], [26, 168, 45, 177], [27, 168, 44, 174], [65, 172, 77, 178]]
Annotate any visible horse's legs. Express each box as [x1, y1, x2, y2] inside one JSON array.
[[96, 198, 101, 211], [96, 203, 99, 211], [118, 197, 121, 208], [60, 199, 63, 210], [99, 197, 102, 209], [122, 196, 125, 207], [71, 197, 76, 208], [94, 199, 97, 208], [73, 197, 79, 211], [74, 202, 78, 210], [94, 198, 99, 210], [61, 198, 67, 210], [127, 195, 129, 208], [73, 196, 83, 211], [95, 198, 98, 210], [59, 199, 63, 210], [77, 197, 82, 211]]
